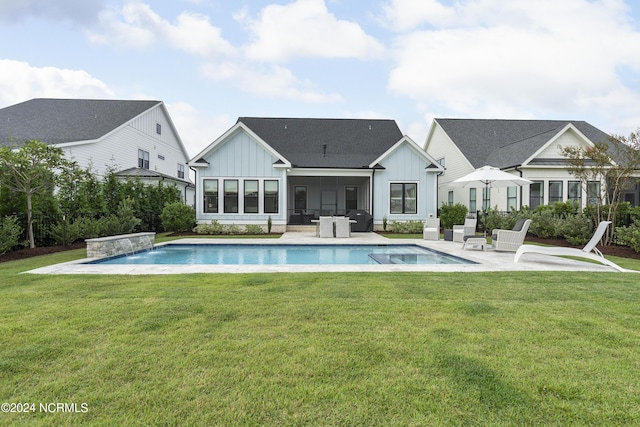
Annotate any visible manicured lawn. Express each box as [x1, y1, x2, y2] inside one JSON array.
[[1, 247, 639, 425]]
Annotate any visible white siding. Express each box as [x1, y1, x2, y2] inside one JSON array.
[[537, 129, 587, 159], [425, 122, 476, 209], [61, 105, 189, 180], [373, 141, 438, 222], [195, 128, 286, 224]]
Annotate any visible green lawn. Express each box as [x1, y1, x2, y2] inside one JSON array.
[[1, 243, 640, 426]]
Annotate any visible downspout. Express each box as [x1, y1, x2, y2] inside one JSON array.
[[189, 166, 197, 207]]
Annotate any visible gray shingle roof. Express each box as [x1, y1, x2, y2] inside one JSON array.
[[436, 119, 611, 169], [238, 117, 403, 168], [0, 98, 162, 146]]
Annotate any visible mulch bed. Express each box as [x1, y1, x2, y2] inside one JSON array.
[[2, 233, 639, 263]]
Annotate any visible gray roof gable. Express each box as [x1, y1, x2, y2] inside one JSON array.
[[238, 117, 403, 168], [436, 119, 611, 169], [0, 98, 162, 146]]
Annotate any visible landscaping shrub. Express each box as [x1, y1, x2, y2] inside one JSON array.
[[530, 210, 561, 238], [195, 220, 224, 235], [0, 216, 23, 255], [439, 203, 468, 229], [614, 220, 640, 252], [558, 214, 593, 245], [49, 218, 80, 246], [389, 220, 424, 234], [244, 224, 265, 235], [160, 202, 196, 233]]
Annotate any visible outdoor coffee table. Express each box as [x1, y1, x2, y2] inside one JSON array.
[[462, 236, 488, 251]]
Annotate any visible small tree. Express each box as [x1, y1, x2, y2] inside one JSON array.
[[0, 140, 82, 248], [561, 130, 640, 244]]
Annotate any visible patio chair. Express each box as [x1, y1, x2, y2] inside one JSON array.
[[491, 219, 531, 252], [423, 218, 440, 240], [334, 216, 351, 238], [514, 221, 625, 272], [452, 218, 477, 242], [318, 216, 334, 238]]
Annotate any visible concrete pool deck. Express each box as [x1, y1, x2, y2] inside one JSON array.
[[25, 231, 635, 274]]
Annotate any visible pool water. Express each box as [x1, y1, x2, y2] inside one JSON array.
[[88, 244, 474, 265]]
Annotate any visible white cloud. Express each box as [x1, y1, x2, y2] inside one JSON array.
[[88, 1, 234, 57], [385, 0, 640, 132], [165, 102, 233, 157], [201, 61, 343, 103], [239, 0, 385, 61], [0, 60, 115, 107]]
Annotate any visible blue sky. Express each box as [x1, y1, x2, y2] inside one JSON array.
[[1, 0, 639, 157]]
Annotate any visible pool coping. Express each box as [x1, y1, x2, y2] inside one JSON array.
[[24, 231, 633, 274]]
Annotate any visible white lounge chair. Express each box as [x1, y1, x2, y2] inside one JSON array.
[[492, 219, 531, 252], [452, 218, 477, 242], [514, 221, 625, 272], [334, 217, 351, 238], [318, 216, 334, 238], [423, 218, 440, 240]]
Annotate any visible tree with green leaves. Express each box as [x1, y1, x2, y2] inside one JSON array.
[[0, 140, 82, 248], [561, 129, 640, 244]]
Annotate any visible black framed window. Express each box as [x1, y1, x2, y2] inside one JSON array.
[[549, 181, 563, 204], [244, 180, 259, 213], [390, 183, 417, 214], [568, 181, 582, 205], [482, 187, 491, 210], [156, 123, 162, 135], [264, 180, 279, 214], [203, 179, 218, 213], [177, 164, 185, 179], [529, 181, 544, 209], [587, 181, 601, 206], [224, 180, 239, 213]]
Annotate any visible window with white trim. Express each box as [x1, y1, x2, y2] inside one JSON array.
[[203, 179, 218, 213], [138, 149, 149, 169]]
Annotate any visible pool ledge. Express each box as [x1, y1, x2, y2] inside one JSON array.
[[23, 232, 632, 274]]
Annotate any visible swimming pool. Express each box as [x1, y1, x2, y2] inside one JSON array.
[[87, 244, 475, 265]]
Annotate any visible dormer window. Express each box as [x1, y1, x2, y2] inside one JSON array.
[[138, 149, 150, 169], [156, 123, 162, 135]]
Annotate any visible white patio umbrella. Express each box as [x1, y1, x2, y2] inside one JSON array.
[[450, 165, 533, 236]]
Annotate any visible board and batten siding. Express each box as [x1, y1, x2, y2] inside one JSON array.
[[372, 141, 438, 222], [195, 128, 287, 223], [536, 129, 588, 159]]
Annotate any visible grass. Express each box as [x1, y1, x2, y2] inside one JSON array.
[[1, 241, 640, 425]]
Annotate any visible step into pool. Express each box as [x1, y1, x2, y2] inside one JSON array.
[[87, 244, 475, 266]]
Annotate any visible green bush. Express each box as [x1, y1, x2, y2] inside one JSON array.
[[388, 220, 424, 234], [440, 203, 468, 229], [195, 220, 224, 235], [160, 202, 196, 233], [224, 224, 241, 235], [244, 224, 265, 235], [530, 210, 561, 238], [49, 218, 80, 246], [0, 216, 23, 255], [558, 214, 593, 245], [614, 220, 640, 252]]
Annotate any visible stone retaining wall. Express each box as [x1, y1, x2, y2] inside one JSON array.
[[86, 232, 156, 258]]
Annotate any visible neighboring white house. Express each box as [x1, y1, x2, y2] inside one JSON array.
[[0, 98, 195, 205], [188, 117, 443, 232], [424, 119, 615, 213]]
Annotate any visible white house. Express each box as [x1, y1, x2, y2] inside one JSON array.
[[424, 119, 615, 213], [188, 117, 443, 232], [0, 98, 195, 204]]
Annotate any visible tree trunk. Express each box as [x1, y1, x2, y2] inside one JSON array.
[[27, 192, 35, 248]]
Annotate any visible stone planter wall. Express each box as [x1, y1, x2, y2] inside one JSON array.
[[86, 232, 156, 258]]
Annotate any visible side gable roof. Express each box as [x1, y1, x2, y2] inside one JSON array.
[[0, 98, 162, 146], [435, 119, 611, 169], [237, 117, 403, 168]]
